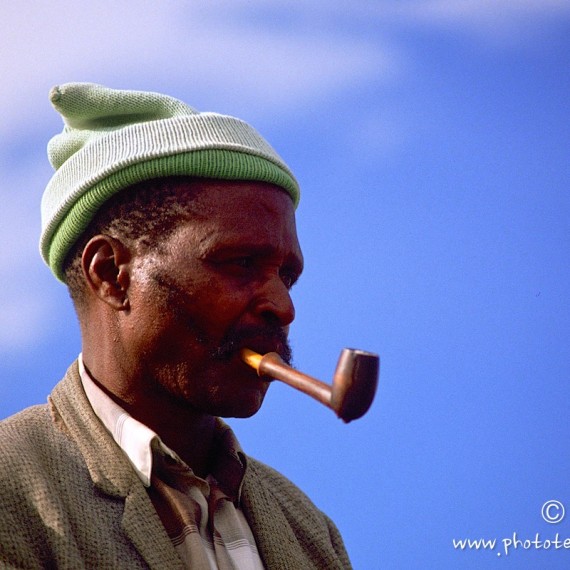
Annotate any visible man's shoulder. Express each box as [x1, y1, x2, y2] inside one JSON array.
[[0, 362, 83, 459], [0, 403, 68, 475], [0, 404, 53, 450], [243, 456, 353, 569], [1, 402, 50, 423], [246, 456, 313, 499]]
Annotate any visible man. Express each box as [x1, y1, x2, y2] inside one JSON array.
[[0, 83, 352, 569]]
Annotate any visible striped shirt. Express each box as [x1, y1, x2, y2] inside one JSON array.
[[78, 355, 265, 569]]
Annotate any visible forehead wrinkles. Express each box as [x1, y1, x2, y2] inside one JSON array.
[[190, 182, 294, 223], [175, 208, 295, 257], [134, 182, 298, 262]]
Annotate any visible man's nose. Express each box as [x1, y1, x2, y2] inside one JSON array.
[[252, 275, 295, 327]]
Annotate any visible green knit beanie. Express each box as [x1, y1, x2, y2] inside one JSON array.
[[40, 82, 300, 282]]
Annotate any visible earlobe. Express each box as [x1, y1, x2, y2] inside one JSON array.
[[82, 235, 131, 310]]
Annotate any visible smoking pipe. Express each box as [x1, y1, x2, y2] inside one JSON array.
[[240, 348, 379, 423]]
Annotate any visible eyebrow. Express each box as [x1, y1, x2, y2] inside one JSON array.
[[205, 242, 304, 274]]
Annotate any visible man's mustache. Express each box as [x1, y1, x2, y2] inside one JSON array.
[[210, 324, 292, 365]]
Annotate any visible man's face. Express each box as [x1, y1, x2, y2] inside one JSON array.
[[126, 180, 303, 418]]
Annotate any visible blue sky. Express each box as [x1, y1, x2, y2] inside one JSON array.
[[1, 2, 570, 568]]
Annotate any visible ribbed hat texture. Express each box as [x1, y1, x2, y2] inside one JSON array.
[[41, 82, 300, 282]]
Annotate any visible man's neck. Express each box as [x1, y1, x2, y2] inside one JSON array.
[[82, 355, 217, 479]]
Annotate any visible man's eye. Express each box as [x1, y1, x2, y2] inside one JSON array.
[[232, 257, 254, 268], [280, 272, 297, 290]]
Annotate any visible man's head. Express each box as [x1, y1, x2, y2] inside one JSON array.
[[41, 83, 303, 418]]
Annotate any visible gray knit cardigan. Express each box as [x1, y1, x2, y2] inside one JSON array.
[[0, 362, 352, 569]]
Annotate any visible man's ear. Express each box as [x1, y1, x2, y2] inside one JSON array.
[[81, 235, 132, 310]]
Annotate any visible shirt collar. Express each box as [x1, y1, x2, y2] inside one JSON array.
[[78, 353, 179, 486]]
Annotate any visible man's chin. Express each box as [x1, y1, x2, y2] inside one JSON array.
[[208, 388, 269, 419], [167, 355, 272, 417]]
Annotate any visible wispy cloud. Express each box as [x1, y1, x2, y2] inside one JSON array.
[[3, 0, 568, 135], [0, 1, 394, 136]]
